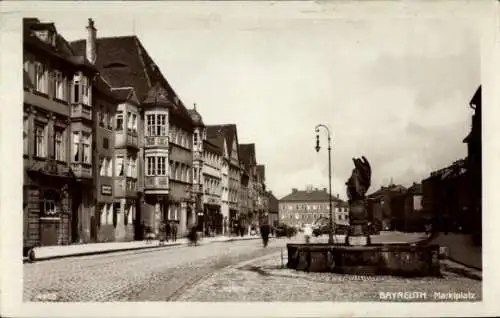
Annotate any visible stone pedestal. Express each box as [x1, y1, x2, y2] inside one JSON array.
[[346, 200, 370, 246]]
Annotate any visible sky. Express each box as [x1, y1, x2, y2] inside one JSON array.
[[11, 1, 482, 200]]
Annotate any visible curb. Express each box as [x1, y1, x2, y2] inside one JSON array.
[[23, 236, 262, 263], [442, 258, 482, 281]]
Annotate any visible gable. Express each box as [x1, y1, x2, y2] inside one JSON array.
[[222, 137, 229, 160], [231, 137, 239, 162]]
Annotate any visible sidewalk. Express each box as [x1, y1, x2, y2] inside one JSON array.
[[24, 235, 260, 263], [432, 233, 482, 270]]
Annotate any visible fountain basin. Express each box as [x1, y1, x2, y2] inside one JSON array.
[[287, 243, 441, 277]]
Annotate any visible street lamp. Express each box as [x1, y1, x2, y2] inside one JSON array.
[[315, 124, 335, 244]]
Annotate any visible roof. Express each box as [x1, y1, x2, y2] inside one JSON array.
[[239, 144, 256, 171], [280, 188, 345, 203], [207, 136, 225, 156], [203, 139, 222, 156], [188, 105, 204, 127], [257, 165, 265, 182], [70, 35, 192, 122], [24, 18, 96, 73], [267, 191, 279, 212], [206, 124, 238, 157]]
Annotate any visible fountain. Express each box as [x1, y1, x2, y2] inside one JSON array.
[[286, 156, 441, 277]]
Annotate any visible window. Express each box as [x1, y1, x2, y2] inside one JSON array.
[[34, 123, 46, 158], [99, 157, 106, 176], [54, 129, 64, 161], [72, 73, 81, 103], [82, 132, 91, 164], [72, 132, 80, 162], [157, 156, 166, 176], [34, 62, 46, 93], [131, 156, 137, 178], [107, 157, 113, 177], [103, 137, 109, 149], [44, 200, 57, 215], [54, 70, 64, 100], [81, 75, 90, 105], [127, 111, 132, 132], [116, 111, 123, 131], [194, 132, 199, 147], [156, 114, 167, 136], [23, 116, 28, 155], [116, 155, 124, 176], [131, 113, 137, 134], [127, 156, 133, 177], [146, 156, 155, 176], [146, 114, 155, 136], [107, 111, 113, 130], [99, 107, 105, 127]]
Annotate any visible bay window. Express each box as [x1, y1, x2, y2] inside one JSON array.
[[81, 75, 90, 105], [131, 156, 137, 178], [146, 113, 167, 137], [54, 129, 64, 161], [193, 132, 199, 148], [82, 132, 91, 164], [146, 156, 168, 177], [116, 111, 123, 131], [34, 123, 46, 158]]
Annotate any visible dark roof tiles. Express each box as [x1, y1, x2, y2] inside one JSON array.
[[280, 189, 344, 203]]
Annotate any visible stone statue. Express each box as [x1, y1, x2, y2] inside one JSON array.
[[345, 156, 372, 245], [346, 156, 372, 203]]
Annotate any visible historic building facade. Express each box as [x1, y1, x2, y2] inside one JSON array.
[[23, 18, 100, 251], [71, 33, 195, 238], [207, 125, 240, 234], [279, 187, 348, 228], [201, 137, 223, 235], [238, 143, 258, 233]]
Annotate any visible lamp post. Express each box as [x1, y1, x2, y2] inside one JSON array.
[[315, 124, 334, 244]]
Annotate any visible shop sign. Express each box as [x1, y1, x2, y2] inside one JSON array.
[[101, 185, 112, 195]]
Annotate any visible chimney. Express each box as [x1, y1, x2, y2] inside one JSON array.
[[292, 188, 298, 193], [86, 18, 97, 64]]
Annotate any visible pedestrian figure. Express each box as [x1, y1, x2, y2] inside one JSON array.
[[164, 221, 171, 243], [171, 221, 178, 242], [260, 222, 271, 248]]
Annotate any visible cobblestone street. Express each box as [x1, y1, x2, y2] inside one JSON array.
[[177, 253, 482, 302], [24, 233, 482, 302], [24, 238, 283, 302]]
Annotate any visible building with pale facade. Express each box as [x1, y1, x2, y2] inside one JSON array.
[[279, 187, 349, 228]]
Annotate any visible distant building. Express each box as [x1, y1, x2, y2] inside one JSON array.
[[367, 183, 407, 231], [266, 191, 279, 227], [206, 125, 241, 234], [422, 159, 469, 233], [279, 186, 348, 227], [201, 136, 224, 235]]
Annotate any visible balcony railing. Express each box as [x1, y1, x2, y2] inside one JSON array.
[[71, 162, 92, 179], [144, 176, 169, 192], [70, 103, 92, 121], [145, 136, 169, 148], [115, 132, 139, 149]]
